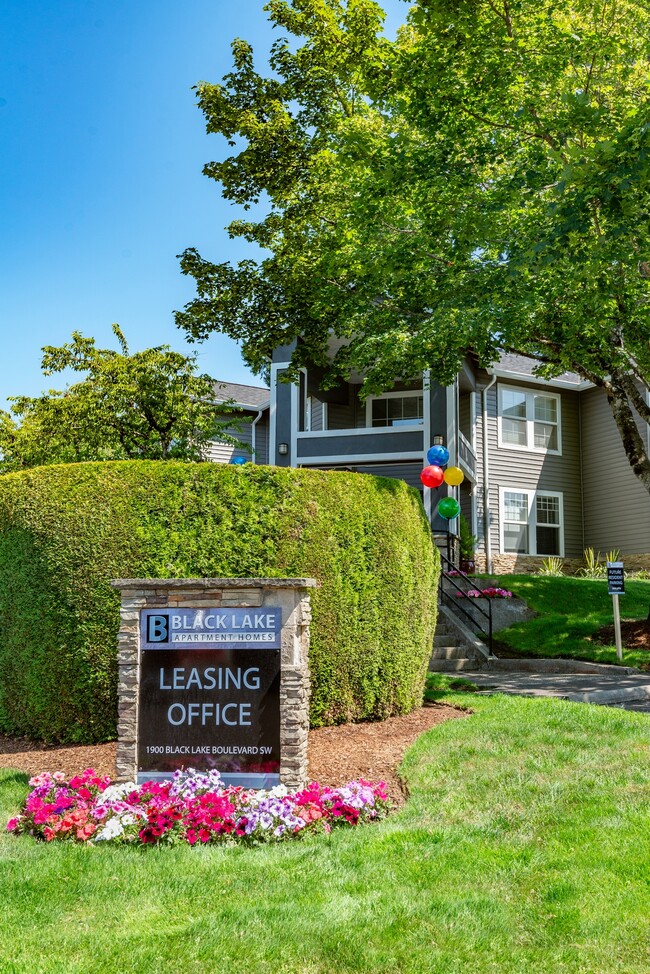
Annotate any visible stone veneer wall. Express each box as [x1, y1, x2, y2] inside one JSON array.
[[474, 553, 650, 575], [110, 577, 316, 790]]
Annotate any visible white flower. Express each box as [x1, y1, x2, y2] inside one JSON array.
[[95, 817, 125, 842], [269, 785, 289, 799], [120, 811, 146, 825], [100, 783, 136, 802]]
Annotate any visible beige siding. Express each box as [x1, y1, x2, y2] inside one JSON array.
[[580, 388, 650, 553], [475, 382, 584, 558]]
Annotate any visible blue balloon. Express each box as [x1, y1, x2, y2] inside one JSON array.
[[229, 456, 248, 465], [427, 445, 449, 466]]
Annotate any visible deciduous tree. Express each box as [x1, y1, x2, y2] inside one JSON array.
[[0, 326, 242, 472], [176, 0, 650, 492]]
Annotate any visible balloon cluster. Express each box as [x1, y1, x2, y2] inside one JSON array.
[[419, 444, 463, 520]]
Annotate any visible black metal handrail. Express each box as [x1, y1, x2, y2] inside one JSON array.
[[438, 550, 493, 656], [433, 529, 460, 567]]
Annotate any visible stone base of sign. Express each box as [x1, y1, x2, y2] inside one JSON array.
[[111, 578, 316, 790]]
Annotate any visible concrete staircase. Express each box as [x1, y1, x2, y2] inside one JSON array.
[[429, 605, 493, 673]]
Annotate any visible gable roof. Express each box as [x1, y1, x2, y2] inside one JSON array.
[[491, 354, 589, 390], [213, 381, 270, 409]]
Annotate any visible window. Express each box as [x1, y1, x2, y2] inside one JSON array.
[[498, 386, 561, 454], [501, 489, 564, 556], [367, 393, 424, 428]]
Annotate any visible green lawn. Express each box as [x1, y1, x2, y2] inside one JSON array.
[[487, 575, 650, 669], [1, 694, 649, 974], [424, 672, 479, 699]]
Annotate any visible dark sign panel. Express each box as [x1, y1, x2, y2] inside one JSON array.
[[607, 562, 625, 596], [137, 607, 281, 787]]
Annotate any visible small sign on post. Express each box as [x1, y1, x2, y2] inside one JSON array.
[[606, 561, 625, 662]]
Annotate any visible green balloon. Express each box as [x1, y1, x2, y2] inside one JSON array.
[[438, 497, 461, 520]]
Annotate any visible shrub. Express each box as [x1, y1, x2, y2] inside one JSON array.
[[0, 462, 438, 743]]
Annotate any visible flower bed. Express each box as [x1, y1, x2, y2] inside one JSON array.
[[6, 768, 392, 846], [455, 587, 513, 599]]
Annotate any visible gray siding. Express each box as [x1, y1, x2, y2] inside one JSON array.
[[460, 482, 473, 526], [327, 398, 358, 429], [309, 398, 324, 432], [326, 386, 365, 429], [459, 394, 472, 441], [475, 382, 584, 558], [204, 440, 236, 464], [205, 416, 254, 465], [580, 388, 650, 552], [254, 414, 269, 465]]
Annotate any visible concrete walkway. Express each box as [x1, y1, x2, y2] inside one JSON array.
[[466, 659, 650, 712]]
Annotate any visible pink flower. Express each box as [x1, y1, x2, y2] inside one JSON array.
[[76, 824, 96, 841], [28, 773, 52, 788], [8, 770, 393, 847]]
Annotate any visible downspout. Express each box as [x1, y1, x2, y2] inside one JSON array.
[[251, 408, 264, 464], [482, 374, 497, 574]]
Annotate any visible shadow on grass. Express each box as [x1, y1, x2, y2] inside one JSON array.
[[0, 770, 30, 787], [424, 673, 479, 704]]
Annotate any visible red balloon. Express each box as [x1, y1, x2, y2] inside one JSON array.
[[420, 465, 444, 488]]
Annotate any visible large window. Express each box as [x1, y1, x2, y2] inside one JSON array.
[[367, 392, 424, 428], [498, 386, 561, 454], [501, 489, 564, 556]]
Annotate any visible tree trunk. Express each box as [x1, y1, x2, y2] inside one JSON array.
[[605, 382, 650, 495]]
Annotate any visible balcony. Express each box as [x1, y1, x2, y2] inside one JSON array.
[[458, 431, 477, 480], [295, 425, 425, 465]]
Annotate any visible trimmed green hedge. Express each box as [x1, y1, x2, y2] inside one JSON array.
[[0, 462, 439, 743]]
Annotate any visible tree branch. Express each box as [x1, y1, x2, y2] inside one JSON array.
[[605, 381, 650, 488], [613, 370, 650, 424]]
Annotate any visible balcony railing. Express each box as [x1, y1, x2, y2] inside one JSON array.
[[295, 425, 424, 464], [458, 431, 477, 479]]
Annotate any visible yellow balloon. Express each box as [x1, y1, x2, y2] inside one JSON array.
[[443, 466, 464, 486]]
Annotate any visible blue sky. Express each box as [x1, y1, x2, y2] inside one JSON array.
[[0, 0, 408, 411]]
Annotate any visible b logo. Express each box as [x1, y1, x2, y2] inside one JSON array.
[[147, 614, 169, 643]]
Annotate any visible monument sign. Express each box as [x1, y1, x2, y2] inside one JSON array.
[[111, 578, 315, 789]]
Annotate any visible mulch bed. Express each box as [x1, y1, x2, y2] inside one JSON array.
[[595, 617, 650, 651], [0, 704, 467, 804]]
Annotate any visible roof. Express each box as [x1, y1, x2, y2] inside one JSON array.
[[212, 381, 270, 409], [491, 354, 587, 389]]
